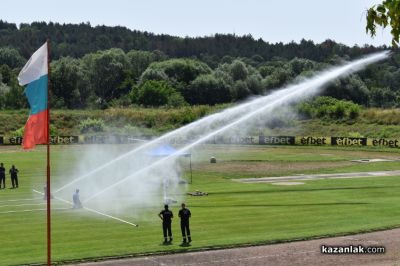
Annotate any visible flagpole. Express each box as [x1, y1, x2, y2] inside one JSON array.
[[46, 39, 51, 266]]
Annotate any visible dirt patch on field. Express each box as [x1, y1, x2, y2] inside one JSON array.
[[237, 170, 400, 183], [351, 158, 398, 163], [77, 228, 400, 266], [194, 161, 354, 177]]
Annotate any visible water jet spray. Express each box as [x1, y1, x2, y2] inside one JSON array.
[[81, 51, 389, 204]]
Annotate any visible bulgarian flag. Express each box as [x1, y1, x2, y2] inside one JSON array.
[[18, 42, 49, 150]]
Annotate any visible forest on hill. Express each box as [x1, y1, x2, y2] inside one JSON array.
[[0, 20, 399, 110]]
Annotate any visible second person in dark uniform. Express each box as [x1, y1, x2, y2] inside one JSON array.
[[178, 203, 191, 243], [9, 165, 19, 188], [159, 205, 173, 243]]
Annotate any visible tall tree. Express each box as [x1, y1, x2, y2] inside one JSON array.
[[51, 57, 89, 108], [366, 0, 400, 46], [0, 47, 24, 68], [82, 48, 129, 107]]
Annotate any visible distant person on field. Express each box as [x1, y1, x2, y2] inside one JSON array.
[[43, 184, 53, 200], [73, 189, 82, 209], [0, 163, 5, 189], [178, 203, 192, 243], [9, 165, 19, 188], [159, 204, 173, 243]]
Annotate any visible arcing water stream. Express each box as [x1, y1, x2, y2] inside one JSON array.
[[52, 51, 389, 220]]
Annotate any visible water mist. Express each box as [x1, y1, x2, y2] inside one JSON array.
[[51, 51, 389, 223]]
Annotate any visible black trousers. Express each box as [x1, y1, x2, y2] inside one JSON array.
[[181, 221, 191, 240], [0, 174, 5, 188], [162, 222, 172, 239], [11, 176, 18, 188]]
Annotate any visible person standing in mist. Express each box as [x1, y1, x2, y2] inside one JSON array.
[[9, 165, 19, 188], [0, 163, 5, 189], [159, 204, 173, 243], [73, 189, 82, 209], [43, 184, 53, 200], [178, 203, 192, 244]]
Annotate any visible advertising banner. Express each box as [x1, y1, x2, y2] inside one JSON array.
[[259, 136, 295, 145], [367, 138, 400, 148], [1, 135, 400, 149], [296, 136, 330, 145], [331, 137, 367, 146]]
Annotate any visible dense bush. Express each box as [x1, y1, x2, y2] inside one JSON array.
[[142, 58, 212, 85], [79, 118, 105, 133], [187, 74, 231, 105], [167, 92, 188, 107], [131, 80, 187, 107], [10, 125, 58, 137], [0, 47, 24, 68], [323, 75, 370, 105], [369, 87, 398, 108], [298, 96, 361, 120]]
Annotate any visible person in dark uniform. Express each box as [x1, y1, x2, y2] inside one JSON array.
[[178, 203, 192, 243], [9, 165, 19, 188], [0, 163, 5, 189], [73, 189, 82, 209], [158, 204, 173, 243]]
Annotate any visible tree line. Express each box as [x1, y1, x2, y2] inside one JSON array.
[[0, 20, 382, 61], [0, 20, 399, 109]]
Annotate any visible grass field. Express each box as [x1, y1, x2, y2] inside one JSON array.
[[1, 145, 400, 265]]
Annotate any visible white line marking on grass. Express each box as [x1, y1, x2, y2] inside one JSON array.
[[0, 202, 46, 208], [1, 197, 42, 202], [0, 208, 70, 214], [33, 189, 138, 227]]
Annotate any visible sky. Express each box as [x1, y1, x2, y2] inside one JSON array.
[[0, 0, 392, 46]]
